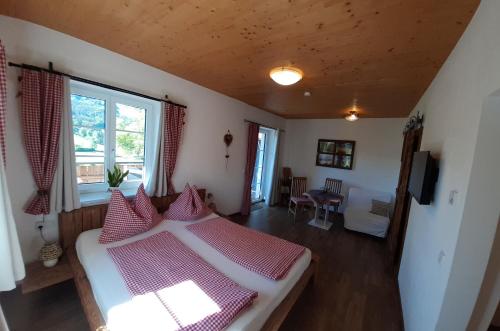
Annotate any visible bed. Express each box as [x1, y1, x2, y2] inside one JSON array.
[[59, 190, 319, 331]]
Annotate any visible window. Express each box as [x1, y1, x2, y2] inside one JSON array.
[[71, 94, 106, 184], [115, 103, 146, 182], [70, 81, 159, 193]]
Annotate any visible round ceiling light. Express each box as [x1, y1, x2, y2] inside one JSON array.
[[345, 111, 359, 121], [269, 67, 303, 86], [345, 100, 360, 122]]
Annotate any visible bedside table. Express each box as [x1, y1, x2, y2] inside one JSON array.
[[21, 254, 74, 294]]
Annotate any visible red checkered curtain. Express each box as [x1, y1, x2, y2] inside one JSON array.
[[240, 122, 259, 216], [21, 69, 63, 215], [0, 41, 7, 165], [163, 102, 185, 195]]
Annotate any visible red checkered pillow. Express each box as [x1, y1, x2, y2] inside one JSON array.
[[99, 190, 150, 244], [191, 184, 211, 219], [133, 184, 163, 228], [164, 184, 210, 221]]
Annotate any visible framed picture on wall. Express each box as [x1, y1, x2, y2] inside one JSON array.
[[316, 139, 355, 170], [318, 140, 335, 154], [317, 153, 334, 167]]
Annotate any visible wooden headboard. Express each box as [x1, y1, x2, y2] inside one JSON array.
[[59, 189, 206, 250]]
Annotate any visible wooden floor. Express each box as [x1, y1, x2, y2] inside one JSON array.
[[0, 279, 88, 331], [0, 206, 403, 331]]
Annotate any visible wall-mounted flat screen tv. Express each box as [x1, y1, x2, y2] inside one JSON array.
[[408, 151, 439, 205]]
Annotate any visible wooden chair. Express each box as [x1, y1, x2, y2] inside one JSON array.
[[288, 177, 313, 222], [324, 178, 343, 213]]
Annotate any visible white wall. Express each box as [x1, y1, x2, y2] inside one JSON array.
[[398, 1, 500, 330], [0, 15, 285, 263], [438, 94, 500, 331], [283, 118, 406, 207], [468, 217, 500, 331]]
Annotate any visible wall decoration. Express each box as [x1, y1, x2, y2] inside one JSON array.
[[318, 140, 335, 154], [316, 139, 356, 170], [224, 130, 233, 169], [403, 111, 424, 133]]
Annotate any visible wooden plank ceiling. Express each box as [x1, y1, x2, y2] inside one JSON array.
[[0, 0, 479, 118]]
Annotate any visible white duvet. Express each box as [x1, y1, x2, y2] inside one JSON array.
[[75, 213, 311, 331]]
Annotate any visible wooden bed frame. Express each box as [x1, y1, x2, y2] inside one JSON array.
[[59, 189, 319, 331]]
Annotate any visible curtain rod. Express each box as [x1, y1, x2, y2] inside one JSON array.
[[244, 119, 285, 132], [8, 61, 187, 109]]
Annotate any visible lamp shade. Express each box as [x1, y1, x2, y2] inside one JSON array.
[[269, 67, 303, 86], [345, 111, 359, 122]]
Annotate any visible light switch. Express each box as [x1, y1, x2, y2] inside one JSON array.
[[438, 250, 446, 264], [449, 190, 458, 205]]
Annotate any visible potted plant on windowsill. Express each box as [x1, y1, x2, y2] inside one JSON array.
[[107, 165, 129, 191]]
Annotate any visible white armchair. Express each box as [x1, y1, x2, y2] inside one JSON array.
[[344, 187, 393, 238]]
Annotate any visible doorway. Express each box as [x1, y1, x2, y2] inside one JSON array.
[[251, 130, 267, 203], [387, 126, 423, 273], [251, 127, 279, 204]]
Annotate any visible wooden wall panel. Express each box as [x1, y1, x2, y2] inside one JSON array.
[[59, 189, 205, 249]]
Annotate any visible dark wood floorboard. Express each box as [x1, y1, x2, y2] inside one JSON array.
[[0, 279, 88, 331], [0, 206, 403, 331], [232, 206, 403, 331]]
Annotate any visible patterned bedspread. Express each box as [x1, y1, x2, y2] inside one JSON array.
[[187, 217, 305, 280], [107, 231, 257, 331]]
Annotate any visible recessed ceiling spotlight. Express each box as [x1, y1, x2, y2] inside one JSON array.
[[269, 66, 303, 86], [304, 91, 311, 97]]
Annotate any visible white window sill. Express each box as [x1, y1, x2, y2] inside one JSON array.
[[79, 188, 137, 207]]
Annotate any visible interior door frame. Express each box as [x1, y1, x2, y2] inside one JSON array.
[[251, 129, 268, 203], [388, 127, 423, 274]]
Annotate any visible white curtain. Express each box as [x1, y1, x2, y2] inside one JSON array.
[[0, 39, 24, 291], [266, 130, 281, 206], [50, 77, 80, 213], [145, 101, 167, 197], [0, 304, 9, 331], [0, 150, 25, 291]]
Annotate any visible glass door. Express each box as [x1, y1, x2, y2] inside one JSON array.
[[251, 131, 266, 202]]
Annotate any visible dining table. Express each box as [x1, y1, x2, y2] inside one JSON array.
[[303, 189, 344, 230]]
